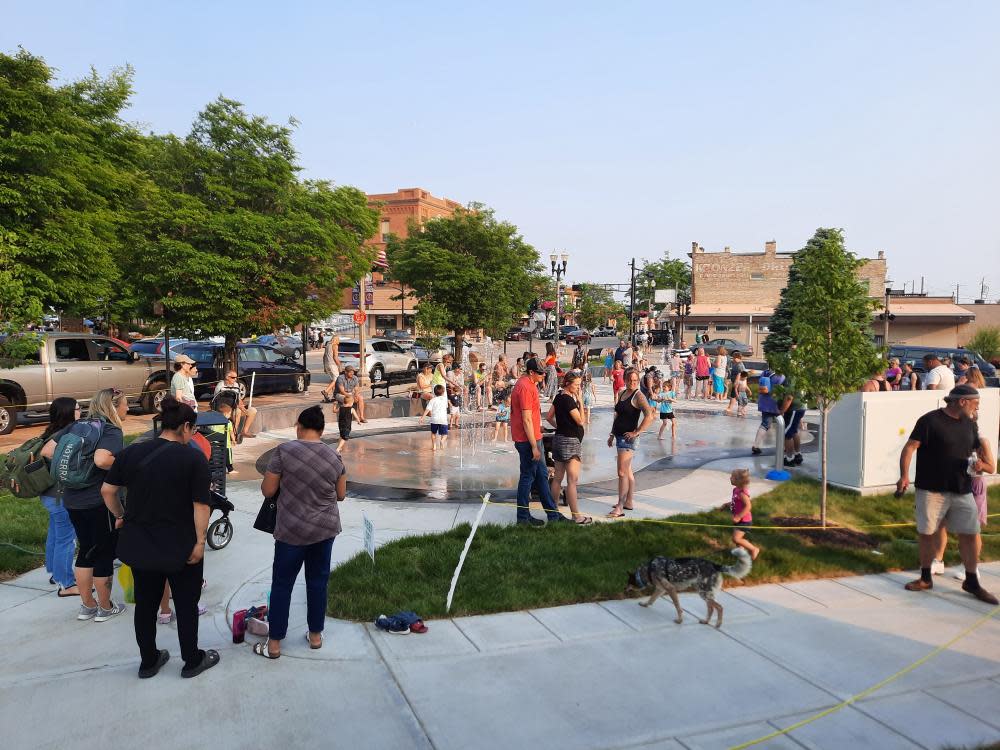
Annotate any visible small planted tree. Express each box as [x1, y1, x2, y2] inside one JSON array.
[[966, 327, 1000, 363], [767, 228, 882, 525]]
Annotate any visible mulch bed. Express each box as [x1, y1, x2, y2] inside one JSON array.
[[769, 516, 880, 550]]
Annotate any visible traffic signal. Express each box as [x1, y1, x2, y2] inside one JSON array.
[[571, 284, 581, 292]]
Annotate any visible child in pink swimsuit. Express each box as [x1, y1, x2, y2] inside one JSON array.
[[730, 468, 760, 560]]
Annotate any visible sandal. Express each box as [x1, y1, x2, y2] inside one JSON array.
[[57, 586, 80, 597], [252, 641, 280, 659], [181, 648, 221, 677], [157, 610, 174, 625], [606, 508, 626, 519], [574, 515, 594, 525], [306, 632, 323, 650]]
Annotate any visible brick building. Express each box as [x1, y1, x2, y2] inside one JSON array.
[[668, 240, 977, 353], [339, 188, 462, 336]]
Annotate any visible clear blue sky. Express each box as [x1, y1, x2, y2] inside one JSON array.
[[5, 1, 999, 301]]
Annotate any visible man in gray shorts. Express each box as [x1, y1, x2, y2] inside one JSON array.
[[897, 384, 997, 604]]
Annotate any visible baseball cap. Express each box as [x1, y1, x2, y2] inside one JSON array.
[[944, 384, 980, 402], [524, 358, 545, 374], [174, 354, 196, 365]]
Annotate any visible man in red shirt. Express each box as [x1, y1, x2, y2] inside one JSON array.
[[511, 358, 567, 526]]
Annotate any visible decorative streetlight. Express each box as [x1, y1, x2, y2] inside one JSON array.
[[550, 252, 568, 346]]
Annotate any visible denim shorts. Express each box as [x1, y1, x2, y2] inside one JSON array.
[[615, 434, 637, 452]]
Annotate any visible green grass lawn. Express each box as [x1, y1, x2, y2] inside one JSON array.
[[327, 479, 999, 621], [0, 432, 143, 581]]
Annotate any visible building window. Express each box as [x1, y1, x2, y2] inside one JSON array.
[[715, 324, 741, 333], [750, 272, 765, 281], [375, 315, 397, 332], [684, 325, 708, 333], [381, 219, 390, 243], [756, 324, 770, 332]]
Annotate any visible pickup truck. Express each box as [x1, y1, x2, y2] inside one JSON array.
[[0, 332, 169, 435]]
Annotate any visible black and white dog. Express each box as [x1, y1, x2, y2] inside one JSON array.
[[625, 548, 752, 629]]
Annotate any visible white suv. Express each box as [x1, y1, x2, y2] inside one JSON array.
[[336, 338, 418, 384]]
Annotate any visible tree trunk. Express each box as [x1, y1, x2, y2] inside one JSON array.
[[224, 332, 239, 376], [820, 402, 829, 527], [454, 329, 465, 366]]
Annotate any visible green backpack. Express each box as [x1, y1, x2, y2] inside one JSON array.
[[50, 418, 106, 490], [2, 435, 56, 499]]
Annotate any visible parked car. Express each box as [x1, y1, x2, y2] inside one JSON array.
[[563, 328, 591, 345], [591, 327, 618, 338], [505, 327, 531, 341], [177, 342, 311, 400], [537, 328, 556, 340], [410, 344, 437, 368], [888, 345, 997, 387], [252, 334, 304, 359], [699, 338, 754, 357], [381, 329, 416, 349], [558, 325, 580, 339], [335, 338, 418, 384], [0, 332, 169, 434], [128, 337, 189, 361]]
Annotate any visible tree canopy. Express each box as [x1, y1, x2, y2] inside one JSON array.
[[632, 255, 690, 312], [575, 283, 624, 330], [387, 205, 544, 355]]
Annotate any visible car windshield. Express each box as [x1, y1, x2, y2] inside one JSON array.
[[338, 342, 360, 353]]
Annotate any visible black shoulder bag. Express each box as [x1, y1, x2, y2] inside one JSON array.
[[253, 489, 278, 534]]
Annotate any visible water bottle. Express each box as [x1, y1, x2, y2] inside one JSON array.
[[968, 451, 978, 476]]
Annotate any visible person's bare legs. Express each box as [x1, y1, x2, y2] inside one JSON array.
[[160, 583, 172, 617], [356, 394, 366, 422], [658, 419, 666, 439], [958, 533, 982, 573], [613, 451, 635, 512], [563, 459, 585, 521], [732, 529, 759, 559], [916, 532, 937, 568], [93, 575, 112, 610], [337, 438, 346, 452], [550, 463, 565, 514], [933, 525, 948, 567], [240, 406, 258, 435]]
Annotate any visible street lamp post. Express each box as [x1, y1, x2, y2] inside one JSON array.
[[550, 252, 568, 347]]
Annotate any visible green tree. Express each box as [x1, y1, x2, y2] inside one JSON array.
[[127, 98, 378, 368], [576, 283, 624, 330], [0, 50, 140, 319], [0, 230, 44, 366], [387, 205, 543, 361], [768, 228, 882, 525], [965, 327, 1000, 363], [632, 255, 691, 312]]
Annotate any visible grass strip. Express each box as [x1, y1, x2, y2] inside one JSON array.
[[327, 478, 999, 621]]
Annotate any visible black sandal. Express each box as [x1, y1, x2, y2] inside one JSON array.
[[181, 649, 221, 677]]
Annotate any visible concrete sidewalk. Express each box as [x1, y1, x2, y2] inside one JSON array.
[[3, 470, 999, 750]]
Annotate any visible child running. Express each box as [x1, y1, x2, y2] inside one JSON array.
[[734, 371, 750, 417], [493, 394, 510, 442], [421, 384, 450, 451], [336, 393, 360, 453], [729, 468, 760, 560], [580, 369, 596, 424], [656, 381, 677, 440], [611, 360, 625, 399], [603, 349, 614, 381]]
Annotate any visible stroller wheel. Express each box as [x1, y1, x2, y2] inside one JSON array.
[[207, 517, 233, 550]]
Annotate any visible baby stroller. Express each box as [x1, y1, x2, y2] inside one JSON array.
[[152, 411, 236, 550]]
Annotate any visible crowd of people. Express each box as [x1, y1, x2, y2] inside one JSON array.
[[9, 336, 997, 682]]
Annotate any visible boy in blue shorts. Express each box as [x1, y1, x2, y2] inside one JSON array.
[[421, 384, 450, 451]]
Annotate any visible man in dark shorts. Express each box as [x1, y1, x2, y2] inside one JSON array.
[[898, 385, 997, 604]]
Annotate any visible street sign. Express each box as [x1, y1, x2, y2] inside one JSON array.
[[353, 310, 367, 325], [654, 289, 677, 304], [351, 281, 374, 307]]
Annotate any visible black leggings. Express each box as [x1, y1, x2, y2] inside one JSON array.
[[67, 506, 118, 577], [133, 561, 205, 670]]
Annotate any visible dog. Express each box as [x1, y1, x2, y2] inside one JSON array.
[[625, 548, 752, 629]]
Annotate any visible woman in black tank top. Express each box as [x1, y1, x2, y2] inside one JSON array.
[[607, 369, 655, 518]]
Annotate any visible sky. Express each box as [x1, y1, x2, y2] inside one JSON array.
[[5, 1, 999, 302]]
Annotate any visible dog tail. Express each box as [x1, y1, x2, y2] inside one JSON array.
[[721, 548, 752, 579]]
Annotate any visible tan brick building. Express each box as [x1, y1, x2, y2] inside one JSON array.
[[339, 187, 462, 336], [668, 240, 976, 353]]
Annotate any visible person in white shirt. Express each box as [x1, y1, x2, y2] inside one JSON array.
[[922, 353, 956, 392], [212, 370, 258, 440], [420, 385, 450, 451]]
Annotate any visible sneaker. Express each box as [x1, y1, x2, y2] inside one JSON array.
[[95, 601, 126, 622], [953, 568, 979, 581], [930, 559, 945, 576], [962, 580, 999, 605], [792, 454, 804, 466], [547, 514, 571, 523], [516, 516, 545, 527], [783, 457, 796, 467], [77, 604, 99, 621]]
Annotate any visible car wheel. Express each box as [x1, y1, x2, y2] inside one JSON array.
[[0, 396, 16, 436], [291, 374, 306, 393], [407, 360, 418, 379], [143, 382, 168, 414], [371, 364, 385, 384]]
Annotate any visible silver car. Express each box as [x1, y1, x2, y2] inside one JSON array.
[[335, 338, 418, 384]]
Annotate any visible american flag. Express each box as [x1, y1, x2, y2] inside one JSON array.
[[373, 248, 389, 269]]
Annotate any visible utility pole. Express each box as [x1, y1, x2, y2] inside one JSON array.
[[883, 287, 891, 345], [628, 258, 636, 344]]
